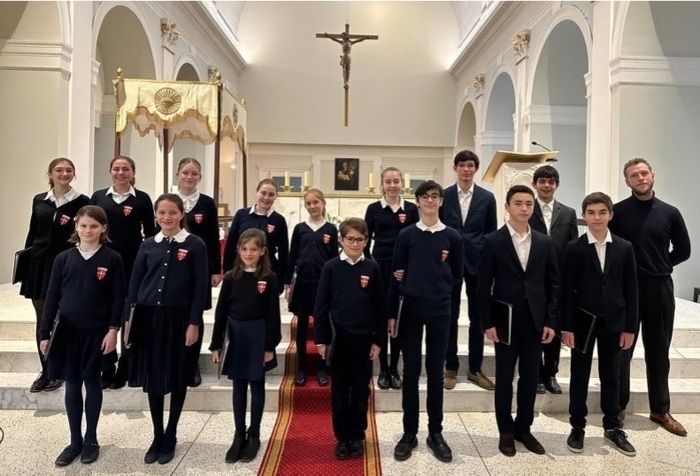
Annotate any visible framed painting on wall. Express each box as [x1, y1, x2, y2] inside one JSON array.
[[334, 158, 359, 191]]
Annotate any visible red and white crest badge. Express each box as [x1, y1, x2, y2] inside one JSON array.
[[441, 250, 449, 262], [177, 249, 188, 261], [360, 275, 370, 288], [257, 281, 267, 293], [267, 224, 275, 233], [323, 234, 331, 244], [398, 213, 406, 224], [194, 214, 203, 224], [59, 214, 70, 225], [123, 206, 132, 217], [96, 267, 108, 280]]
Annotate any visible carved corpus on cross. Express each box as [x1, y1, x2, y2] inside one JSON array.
[[316, 23, 378, 126]]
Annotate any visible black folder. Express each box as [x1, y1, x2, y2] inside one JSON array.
[[491, 299, 512, 346], [12, 248, 31, 285], [571, 307, 597, 354], [325, 314, 337, 367], [391, 295, 404, 339], [287, 269, 298, 310], [217, 324, 230, 379], [43, 312, 60, 361]]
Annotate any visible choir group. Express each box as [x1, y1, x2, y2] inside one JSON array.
[[18, 150, 690, 467]]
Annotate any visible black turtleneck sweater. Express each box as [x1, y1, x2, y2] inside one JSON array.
[[609, 193, 690, 278]]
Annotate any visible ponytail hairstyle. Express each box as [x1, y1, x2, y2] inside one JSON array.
[[110, 155, 137, 186], [70, 205, 110, 244], [154, 193, 188, 230], [47, 158, 76, 188], [303, 187, 327, 218], [231, 228, 272, 281]]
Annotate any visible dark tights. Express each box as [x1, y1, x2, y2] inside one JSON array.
[[31, 299, 46, 373], [147, 390, 187, 444], [233, 378, 265, 433], [64, 377, 103, 446], [296, 314, 326, 374]]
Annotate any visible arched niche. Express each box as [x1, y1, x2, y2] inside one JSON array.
[[456, 101, 477, 150], [481, 72, 516, 176]]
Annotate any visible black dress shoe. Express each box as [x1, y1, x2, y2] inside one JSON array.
[[536, 382, 546, 394], [515, 432, 546, 454], [349, 439, 364, 458], [240, 429, 260, 462], [80, 443, 100, 464], [377, 370, 390, 390], [426, 433, 452, 462], [294, 370, 306, 386], [44, 379, 64, 392], [567, 427, 585, 453], [30, 372, 48, 393], [393, 433, 417, 461], [158, 434, 177, 464], [225, 431, 246, 463], [109, 375, 127, 390], [389, 369, 403, 389], [55, 444, 82, 466], [335, 440, 350, 460], [317, 369, 329, 387], [144, 440, 161, 464], [192, 365, 202, 388], [498, 433, 516, 457], [544, 376, 562, 394]]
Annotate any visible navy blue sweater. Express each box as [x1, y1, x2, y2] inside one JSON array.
[[285, 222, 339, 284], [609, 194, 691, 278], [89, 189, 156, 276], [314, 257, 386, 347], [40, 246, 126, 339], [210, 271, 282, 352], [364, 200, 420, 260], [126, 234, 208, 325], [184, 194, 222, 276], [223, 208, 289, 283], [390, 224, 464, 317]]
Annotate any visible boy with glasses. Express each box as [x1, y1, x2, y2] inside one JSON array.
[[390, 181, 463, 463]]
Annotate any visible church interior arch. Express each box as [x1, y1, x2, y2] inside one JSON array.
[[481, 72, 516, 181]]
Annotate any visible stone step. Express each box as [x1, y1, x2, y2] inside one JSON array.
[[3, 371, 700, 414], [3, 339, 700, 381]]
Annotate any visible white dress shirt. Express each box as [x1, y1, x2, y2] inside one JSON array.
[[305, 219, 326, 232], [176, 190, 200, 213], [416, 220, 447, 233], [586, 229, 613, 271], [106, 185, 136, 205], [339, 250, 365, 265], [45, 187, 80, 207], [458, 183, 475, 224], [380, 196, 404, 213], [506, 221, 532, 271], [154, 228, 190, 243], [537, 197, 554, 233], [249, 205, 274, 217]]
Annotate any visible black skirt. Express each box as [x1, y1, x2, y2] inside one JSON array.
[[127, 305, 198, 395], [19, 257, 56, 301], [288, 280, 319, 318], [47, 321, 117, 382], [222, 318, 277, 381]]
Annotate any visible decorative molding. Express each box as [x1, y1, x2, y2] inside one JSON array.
[[0, 41, 72, 78], [161, 18, 179, 53], [91, 60, 101, 88], [480, 130, 515, 147], [522, 105, 587, 127], [472, 74, 485, 98], [610, 55, 700, 89], [512, 29, 531, 64], [584, 71, 593, 100]]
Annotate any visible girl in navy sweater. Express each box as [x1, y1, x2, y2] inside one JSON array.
[[175, 157, 223, 387], [211, 229, 281, 464], [223, 179, 289, 288], [22, 157, 89, 393], [40, 205, 126, 466], [285, 188, 339, 386], [363, 167, 419, 390], [90, 155, 155, 389], [126, 194, 208, 465]]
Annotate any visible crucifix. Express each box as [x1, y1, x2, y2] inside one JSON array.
[[316, 23, 378, 126]]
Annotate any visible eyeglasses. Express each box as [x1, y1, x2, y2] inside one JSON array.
[[418, 193, 441, 202], [342, 236, 366, 244]]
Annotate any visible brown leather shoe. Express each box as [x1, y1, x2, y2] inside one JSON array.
[[498, 433, 516, 457], [467, 370, 495, 390], [650, 412, 687, 437], [444, 370, 457, 390]]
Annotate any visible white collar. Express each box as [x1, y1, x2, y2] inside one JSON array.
[[537, 197, 555, 209], [340, 250, 365, 265], [249, 205, 274, 217], [586, 229, 612, 245], [177, 189, 200, 202], [45, 187, 79, 202], [154, 229, 190, 243], [457, 182, 475, 196], [380, 195, 404, 210], [416, 219, 446, 233], [506, 221, 531, 238], [106, 185, 136, 197]]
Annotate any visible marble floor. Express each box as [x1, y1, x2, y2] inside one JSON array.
[[1, 410, 699, 475]]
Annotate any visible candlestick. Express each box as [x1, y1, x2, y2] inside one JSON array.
[[303, 171, 310, 187], [403, 173, 412, 195], [284, 171, 290, 187], [368, 172, 374, 189]]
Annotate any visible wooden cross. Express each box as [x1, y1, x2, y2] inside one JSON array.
[[316, 23, 378, 126]]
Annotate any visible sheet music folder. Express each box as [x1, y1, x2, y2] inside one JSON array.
[[43, 312, 60, 361], [12, 248, 31, 284], [571, 307, 597, 354], [491, 299, 512, 345], [217, 325, 230, 379]]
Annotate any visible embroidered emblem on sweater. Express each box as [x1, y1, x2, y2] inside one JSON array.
[[96, 267, 108, 280], [194, 213, 203, 224], [257, 281, 267, 293], [441, 250, 449, 262], [267, 224, 275, 233], [177, 249, 188, 261], [123, 206, 132, 216], [60, 215, 71, 225], [398, 213, 406, 224], [323, 234, 331, 244], [360, 275, 369, 288]]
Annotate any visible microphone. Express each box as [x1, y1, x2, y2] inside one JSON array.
[[531, 141, 558, 162]]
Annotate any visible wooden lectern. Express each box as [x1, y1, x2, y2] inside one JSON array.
[[482, 150, 558, 225]]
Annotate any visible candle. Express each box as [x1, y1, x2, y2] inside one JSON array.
[[303, 171, 310, 187], [368, 172, 374, 188], [404, 173, 411, 187], [284, 171, 290, 187]]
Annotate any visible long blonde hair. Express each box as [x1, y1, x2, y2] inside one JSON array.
[[303, 187, 327, 218]]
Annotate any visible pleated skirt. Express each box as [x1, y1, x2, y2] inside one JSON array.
[[47, 321, 117, 382], [19, 257, 55, 301], [222, 318, 277, 381], [288, 280, 319, 318]]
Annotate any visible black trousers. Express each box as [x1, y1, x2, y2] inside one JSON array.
[[619, 276, 675, 413], [446, 273, 483, 373], [494, 307, 541, 435], [539, 338, 561, 381], [569, 318, 621, 430], [400, 312, 450, 435], [330, 332, 372, 441]]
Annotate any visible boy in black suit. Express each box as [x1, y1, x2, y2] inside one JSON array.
[[529, 165, 579, 394], [477, 185, 559, 457], [562, 192, 638, 456]]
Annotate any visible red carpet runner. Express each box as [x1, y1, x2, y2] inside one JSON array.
[[258, 316, 382, 475]]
